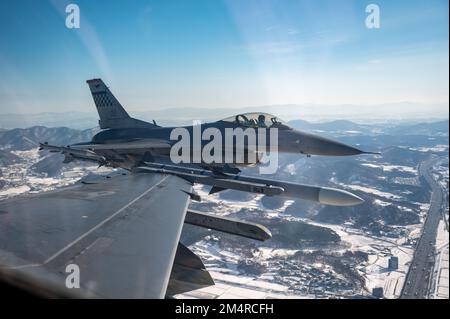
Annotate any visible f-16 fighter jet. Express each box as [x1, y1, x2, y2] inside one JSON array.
[[0, 79, 378, 298]]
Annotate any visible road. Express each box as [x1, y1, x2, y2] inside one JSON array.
[[400, 157, 446, 299]]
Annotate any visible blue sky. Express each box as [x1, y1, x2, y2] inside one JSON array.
[[0, 0, 448, 114]]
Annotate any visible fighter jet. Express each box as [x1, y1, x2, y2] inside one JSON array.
[[0, 79, 377, 298]]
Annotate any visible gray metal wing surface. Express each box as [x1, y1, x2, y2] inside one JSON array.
[[0, 172, 192, 298]]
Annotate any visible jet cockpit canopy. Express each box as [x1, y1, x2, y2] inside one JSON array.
[[222, 112, 291, 130]]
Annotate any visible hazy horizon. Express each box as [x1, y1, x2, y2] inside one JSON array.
[[0, 102, 448, 130]]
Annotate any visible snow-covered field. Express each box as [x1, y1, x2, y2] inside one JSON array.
[[361, 163, 418, 175], [339, 184, 403, 200], [410, 145, 449, 153]]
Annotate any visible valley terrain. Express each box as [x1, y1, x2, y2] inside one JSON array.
[[0, 119, 448, 299]]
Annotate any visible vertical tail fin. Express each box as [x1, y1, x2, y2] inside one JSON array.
[[86, 78, 155, 129]]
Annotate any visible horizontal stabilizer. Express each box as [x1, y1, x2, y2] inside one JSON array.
[[39, 142, 107, 165]]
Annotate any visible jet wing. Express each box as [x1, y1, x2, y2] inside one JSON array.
[[0, 172, 192, 298]]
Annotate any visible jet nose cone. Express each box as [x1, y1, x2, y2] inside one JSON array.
[[297, 131, 367, 156], [318, 187, 365, 206], [330, 142, 366, 156]]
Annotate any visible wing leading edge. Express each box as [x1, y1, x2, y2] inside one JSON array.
[[0, 172, 192, 298]]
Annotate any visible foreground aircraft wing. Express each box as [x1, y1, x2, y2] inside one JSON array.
[[0, 172, 192, 298]]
